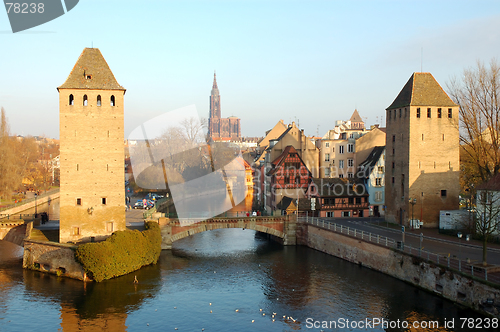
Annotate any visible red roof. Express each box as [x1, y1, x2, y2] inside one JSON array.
[[477, 173, 500, 191]]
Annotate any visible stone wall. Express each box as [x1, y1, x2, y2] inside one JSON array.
[[297, 223, 500, 317], [59, 86, 126, 244], [23, 240, 87, 281], [0, 221, 27, 246]]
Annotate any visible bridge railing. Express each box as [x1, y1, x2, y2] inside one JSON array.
[[0, 213, 38, 222], [0, 188, 59, 213], [161, 211, 261, 219], [303, 217, 500, 285]]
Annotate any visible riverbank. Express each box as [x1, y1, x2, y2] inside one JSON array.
[[297, 220, 500, 318]]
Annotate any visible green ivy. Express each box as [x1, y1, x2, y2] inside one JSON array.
[[74, 222, 162, 282]]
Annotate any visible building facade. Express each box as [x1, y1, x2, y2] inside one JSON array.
[[58, 48, 126, 243], [385, 72, 459, 227], [208, 73, 241, 141], [307, 178, 369, 218], [266, 145, 312, 213], [357, 146, 386, 217]]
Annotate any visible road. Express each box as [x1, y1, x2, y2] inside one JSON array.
[[301, 217, 500, 266]]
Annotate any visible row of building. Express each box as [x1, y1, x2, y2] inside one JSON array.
[[250, 72, 459, 228]]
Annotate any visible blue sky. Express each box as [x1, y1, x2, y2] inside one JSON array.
[[1, 0, 500, 139]]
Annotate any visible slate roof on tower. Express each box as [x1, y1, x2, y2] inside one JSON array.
[[58, 48, 125, 91], [386, 72, 456, 110], [349, 109, 363, 123]]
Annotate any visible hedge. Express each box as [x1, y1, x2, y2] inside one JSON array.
[[74, 222, 162, 282]]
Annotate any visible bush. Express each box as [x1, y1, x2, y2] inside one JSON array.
[[74, 222, 162, 282]]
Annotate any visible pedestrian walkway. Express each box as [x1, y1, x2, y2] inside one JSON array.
[[34, 208, 146, 232], [368, 219, 500, 251]]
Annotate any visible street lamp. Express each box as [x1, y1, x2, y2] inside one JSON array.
[[409, 198, 417, 229], [34, 193, 38, 216], [457, 232, 462, 271]]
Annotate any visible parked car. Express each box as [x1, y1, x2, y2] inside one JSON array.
[[133, 199, 155, 209], [146, 193, 164, 201]]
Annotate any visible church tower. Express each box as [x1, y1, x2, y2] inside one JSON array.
[[385, 72, 459, 227], [208, 72, 221, 140], [207, 72, 241, 141], [57, 48, 126, 243]]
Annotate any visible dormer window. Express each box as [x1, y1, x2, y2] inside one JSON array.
[[86, 75, 92, 80]]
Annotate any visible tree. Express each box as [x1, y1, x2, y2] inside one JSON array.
[[0, 108, 21, 199], [448, 60, 500, 265], [448, 59, 500, 187], [475, 186, 500, 266]]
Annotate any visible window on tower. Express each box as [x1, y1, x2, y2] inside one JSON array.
[[69, 94, 74, 106], [448, 108, 453, 118], [97, 95, 102, 106], [427, 108, 431, 118], [437, 108, 442, 118], [83, 95, 88, 106], [416, 108, 421, 118], [111, 95, 115, 107]]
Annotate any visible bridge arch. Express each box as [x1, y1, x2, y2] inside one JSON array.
[[158, 216, 296, 250], [0, 221, 27, 247]]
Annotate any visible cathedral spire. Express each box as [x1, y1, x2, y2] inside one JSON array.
[[212, 71, 218, 90]]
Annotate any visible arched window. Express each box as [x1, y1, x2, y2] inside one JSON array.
[[110, 95, 115, 107], [69, 94, 74, 106], [83, 95, 88, 106], [97, 95, 102, 106]]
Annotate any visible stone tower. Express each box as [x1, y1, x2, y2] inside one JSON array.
[[57, 48, 126, 243], [385, 72, 459, 227]]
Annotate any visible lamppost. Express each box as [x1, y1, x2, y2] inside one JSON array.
[[419, 232, 423, 257], [458, 232, 463, 271], [34, 193, 38, 216], [409, 198, 417, 229]]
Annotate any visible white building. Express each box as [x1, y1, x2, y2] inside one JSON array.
[[357, 146, 385, 217]]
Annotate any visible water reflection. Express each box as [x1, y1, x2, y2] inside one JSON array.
[[0, 226, 493, 331]]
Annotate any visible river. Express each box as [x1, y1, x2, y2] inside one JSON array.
[[0, 190, 493, 331]]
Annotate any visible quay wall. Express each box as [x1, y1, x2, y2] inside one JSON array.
[[296, 222, 500, 317], [23, 240, 87, 281]]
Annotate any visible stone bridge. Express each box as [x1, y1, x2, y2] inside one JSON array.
[[0, 221, 28, 247], [158, 215, 297, 249]]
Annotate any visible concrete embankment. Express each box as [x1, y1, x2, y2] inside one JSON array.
[[296, 222, 500, 317]]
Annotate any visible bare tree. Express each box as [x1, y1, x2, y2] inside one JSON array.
[[179, 116, 207, 147], [0, 108, 21, 199], [475, 188, 500, 265], [448, 59, 500, 185]]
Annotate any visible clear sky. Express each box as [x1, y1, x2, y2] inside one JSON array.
[[1, 0, 500, 139]]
